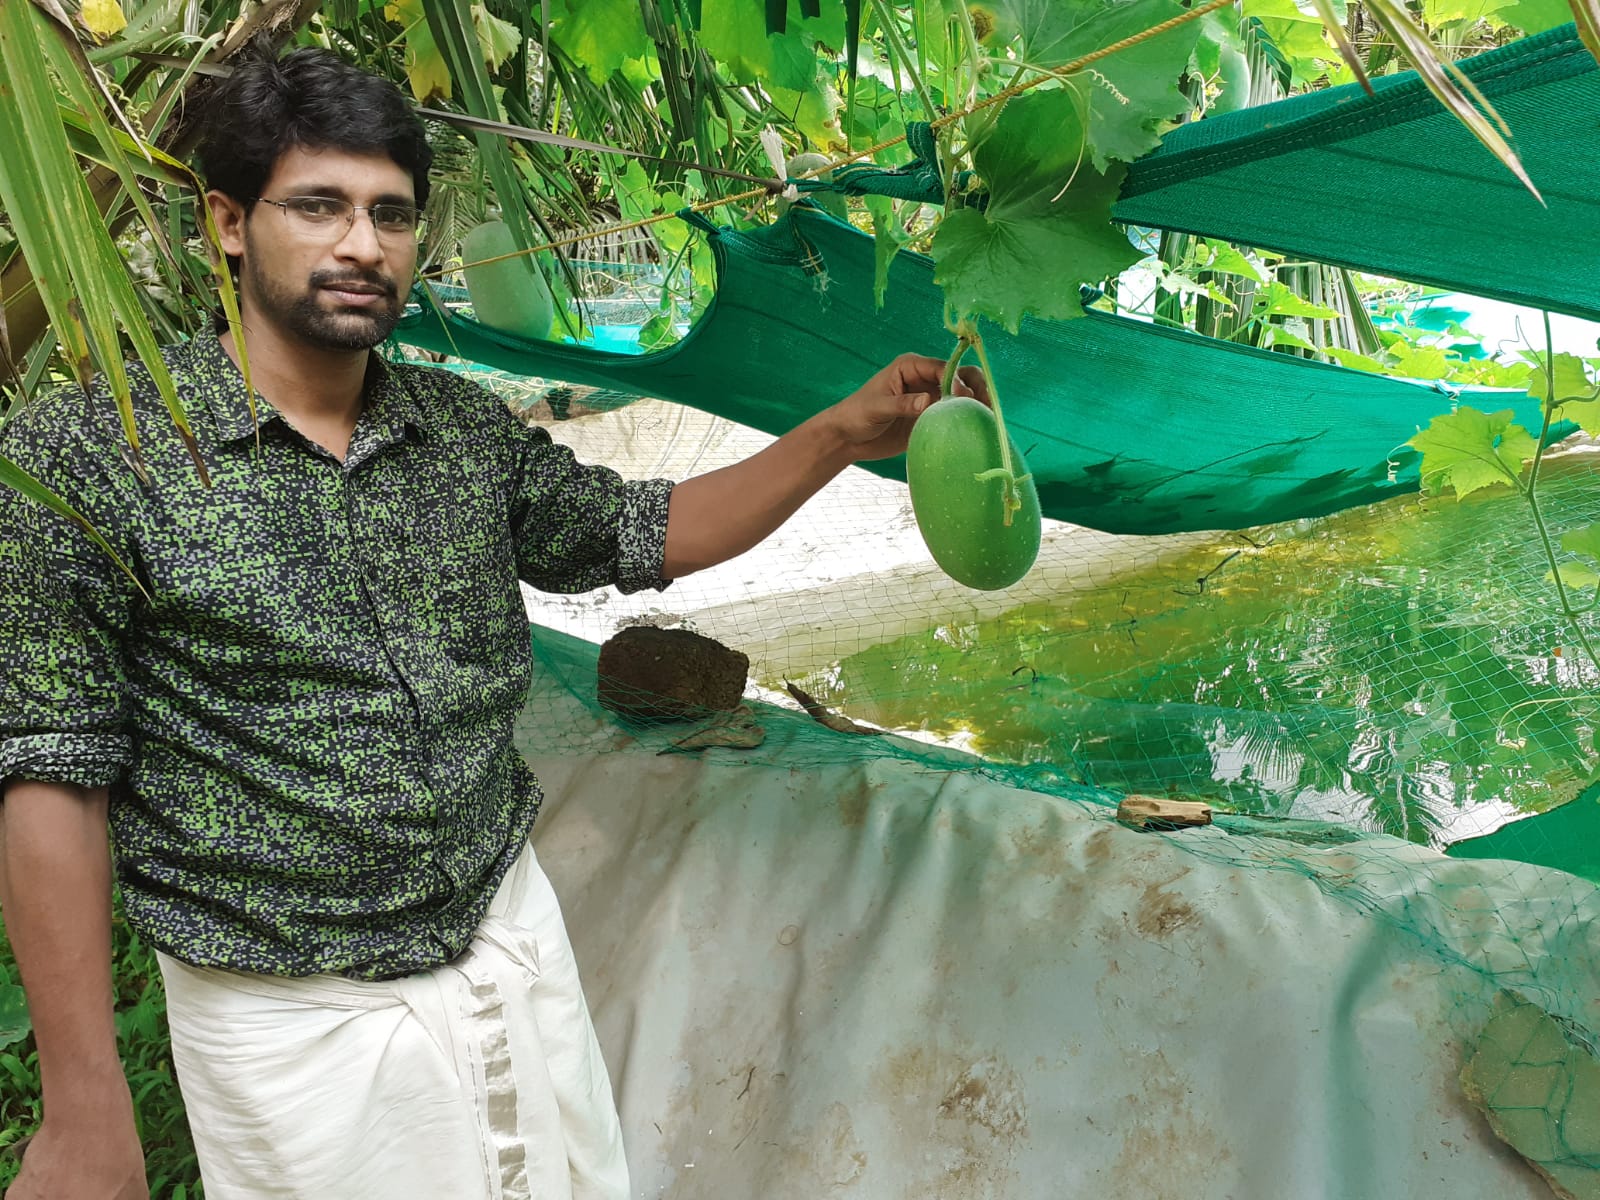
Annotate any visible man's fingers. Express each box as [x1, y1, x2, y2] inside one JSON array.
[[954, 364, 991, 405]]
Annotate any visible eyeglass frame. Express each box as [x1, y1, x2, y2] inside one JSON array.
[[251, 195, 422, 241]]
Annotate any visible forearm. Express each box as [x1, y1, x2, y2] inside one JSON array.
[[663, 409, 854, 577], [0, 779, 123, 1117]]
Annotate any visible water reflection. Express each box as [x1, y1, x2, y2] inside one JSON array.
[[797, 455, 1600, 846]]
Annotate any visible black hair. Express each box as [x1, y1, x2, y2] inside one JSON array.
[[196, 47, 434, 210]]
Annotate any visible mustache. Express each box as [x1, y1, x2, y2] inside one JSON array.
[[309, 270, 399, 298]]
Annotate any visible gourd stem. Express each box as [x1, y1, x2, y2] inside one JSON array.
[[942, 336, 971, 396], [969, 332, 1016, 490]]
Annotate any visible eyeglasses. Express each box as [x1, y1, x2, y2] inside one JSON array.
[[253, 195, 420, 241]]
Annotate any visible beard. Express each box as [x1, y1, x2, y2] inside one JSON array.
[[240, 229, 405, 351]]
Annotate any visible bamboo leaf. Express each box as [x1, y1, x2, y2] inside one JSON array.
[[0, 0, 140, 463], [1570, 0, 1600, 64], [1304, 0, 1371, 94], [45, 34, 175, 273], [0, 0, 211, 484], [1362, 0, 1542, 201], [0, 454, 150, 600]]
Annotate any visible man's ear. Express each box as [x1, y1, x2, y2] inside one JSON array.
[[206, 189, 248, 259]]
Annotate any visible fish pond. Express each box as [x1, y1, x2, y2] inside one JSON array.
[[788, 452, 1600, 847]]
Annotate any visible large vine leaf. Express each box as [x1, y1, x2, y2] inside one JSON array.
[[997, 0, 1199, 166], [930, 89, 1141, 330], [550, 0, 652, 84], [1409, 407, 1537, 498], [390, 0, 526, 98], [1497, 0, 1580, 32], [699, 0, 825, 89], [1423, 0, 1514, 25], [1526, 352, 1600, 432]]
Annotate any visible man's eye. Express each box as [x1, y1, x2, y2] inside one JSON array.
[[291, 198, 342, 220], [374, 205, 417, 231]]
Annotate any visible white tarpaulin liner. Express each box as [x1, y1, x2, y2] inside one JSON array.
[[515, 629, 1600, 1200]]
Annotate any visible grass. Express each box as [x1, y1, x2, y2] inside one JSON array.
[[0, 890, 202, 1198]]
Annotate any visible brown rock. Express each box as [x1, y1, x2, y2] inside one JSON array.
[[597, 626, 750, 723]]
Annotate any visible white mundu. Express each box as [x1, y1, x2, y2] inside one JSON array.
[[158, 842, 627, 1200]]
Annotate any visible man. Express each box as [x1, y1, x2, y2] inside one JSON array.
[[0, 46, 984, 1200]]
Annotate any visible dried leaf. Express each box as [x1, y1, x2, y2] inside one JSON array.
[[659, 707, 767, 754]]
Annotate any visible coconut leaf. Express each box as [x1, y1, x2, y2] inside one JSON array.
[[1570, 0, 1600, 63], [1304, 0, 1371, 94], [1362, 0, 1542, 201], [0, 453, 150, 599], [0, 0, 211, 483]]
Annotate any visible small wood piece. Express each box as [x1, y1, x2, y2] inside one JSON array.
[[784, 680, 881, 736], [1117, 795, 1213, 831]]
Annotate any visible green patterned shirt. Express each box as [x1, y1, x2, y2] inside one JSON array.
[[0, 333, 672, 979]]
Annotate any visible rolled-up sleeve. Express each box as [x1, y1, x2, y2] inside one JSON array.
[[0, 396, 139, 789], [508, 419, 674, 595]]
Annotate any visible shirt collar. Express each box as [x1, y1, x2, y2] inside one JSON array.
[[191, 331, 427, 448]]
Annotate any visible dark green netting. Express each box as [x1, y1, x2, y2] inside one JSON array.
[[398, 205, 1553, 535], [1449, 781, 1600, 884], [1115, 24, 1600, 323]]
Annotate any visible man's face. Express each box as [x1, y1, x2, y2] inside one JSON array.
[[219, 145, 420, 352]]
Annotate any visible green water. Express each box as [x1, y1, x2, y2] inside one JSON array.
[[801, 454, 1600, 847]]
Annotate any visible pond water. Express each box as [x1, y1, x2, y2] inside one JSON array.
[[793, 453, 1600, 847]]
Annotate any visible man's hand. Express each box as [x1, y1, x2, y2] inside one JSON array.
[[7, 1082, 148, 1200], [823, 353, 990, 463]]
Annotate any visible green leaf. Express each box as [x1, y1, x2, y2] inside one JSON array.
[[1327, 347, 1386, 373], [0, 455, 149, 598], [999, 0, 1199, 166], [1495, 0, 1575, 32], [1240, 0, 1334, 83], [931, 90, 1139, 330], [1526, 352, 1600, 431], [472, 4, 522, 70], [1560, 522, 1600, 566], [1199, 241, 1266, 283], [551, 0, 651, 83], [1252, 280, 1340, 320], [768, 67, 844, 146], [700, 0, 819, 89], [1388, 341, 1455, 381], [387, 0, 454, 100], [1265, 325, 1317, 351], [0, 984, 29, 1051], [1424, 0, 1514, 23], [1409, 407, 1537, 498], [865, 194, 911, 309], [1550, 562, 1600, 590]]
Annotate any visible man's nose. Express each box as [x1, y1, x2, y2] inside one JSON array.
[[332, 209, 386, 263]]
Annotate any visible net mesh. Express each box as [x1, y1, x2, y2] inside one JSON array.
[[451, 380, 1600, 1189]]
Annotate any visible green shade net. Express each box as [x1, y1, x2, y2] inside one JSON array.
[[1115, 24, 1600, 323], [399, 205, 1552, 536]]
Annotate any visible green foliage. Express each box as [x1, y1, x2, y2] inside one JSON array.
[[998, 0, 1200, 166], [931, 90, 1139, 330], [1410, 407, 1538, 499]]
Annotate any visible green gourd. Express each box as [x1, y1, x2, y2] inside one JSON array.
[[1211, 43, 1253, 116], [906, 396, 1041, 590], [462, 220, 555, 340]]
